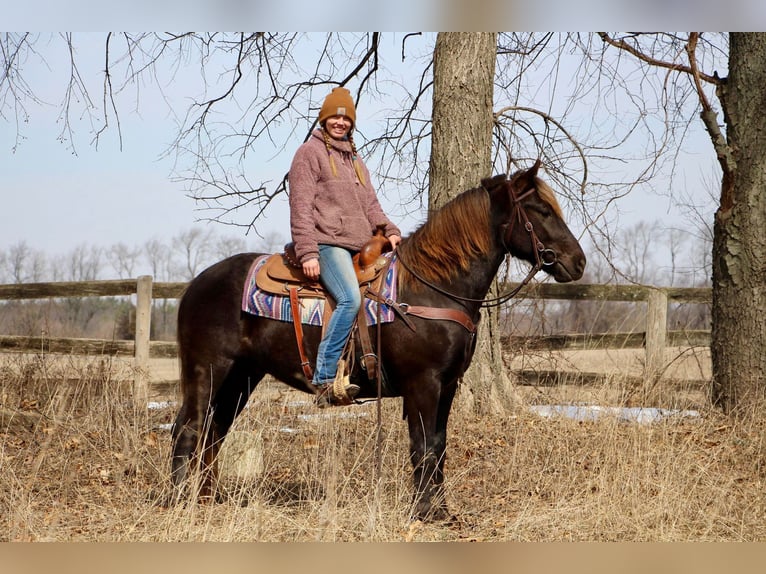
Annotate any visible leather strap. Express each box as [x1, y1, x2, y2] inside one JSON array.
[[401, 305, 477, 333], [288, 286, 314, 381], [356, 254, 395, 380], [364, 289, 416, 331], [364, 287, 475, 334], [355, 303, 378, 380]]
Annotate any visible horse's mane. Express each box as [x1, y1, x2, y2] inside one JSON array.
[[397, 186, 492, 291], [397, 174, 564, 292], [533, 177, 564, 220]]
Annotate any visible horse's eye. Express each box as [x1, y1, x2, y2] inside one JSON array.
[[531, 204, 552, 217]]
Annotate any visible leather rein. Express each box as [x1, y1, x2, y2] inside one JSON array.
[[395, 182, 558, 311]]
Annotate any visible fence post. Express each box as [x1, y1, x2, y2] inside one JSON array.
[[645, 288, 668, 384], [134, 275, 153, 406]]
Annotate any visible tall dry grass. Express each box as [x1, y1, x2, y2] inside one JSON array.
[[1, 350, 765, 541]]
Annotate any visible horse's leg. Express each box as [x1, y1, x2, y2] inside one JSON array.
[[404, 373, 454, 521], [170, 358, 232, 501], [202, 359, 264, 500], [430, 377, 459, 518]]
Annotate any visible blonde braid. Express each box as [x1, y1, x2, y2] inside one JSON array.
[[347, 133, 367, 186], [321, 128, 338, 177]]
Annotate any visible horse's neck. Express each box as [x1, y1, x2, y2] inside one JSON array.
[[403, 246, 505, 314], [452, 248, 506, 299]]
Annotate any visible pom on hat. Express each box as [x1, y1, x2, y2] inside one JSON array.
[[318, 87, 357, 128]]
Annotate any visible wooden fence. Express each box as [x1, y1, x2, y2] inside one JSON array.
[[0, 276, 712, 403]]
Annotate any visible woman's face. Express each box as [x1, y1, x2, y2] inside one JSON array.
[[324, 115, 352, 140]]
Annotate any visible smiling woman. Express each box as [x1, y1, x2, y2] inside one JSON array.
[[288, 86, 402, 405]]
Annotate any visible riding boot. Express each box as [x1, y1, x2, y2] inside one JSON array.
[[314, 376, 361, 408]]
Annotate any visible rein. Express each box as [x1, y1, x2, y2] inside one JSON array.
[[396, 183, 558, 309]]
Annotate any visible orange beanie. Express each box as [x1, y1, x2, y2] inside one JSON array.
[[318, 87, 357, 128]]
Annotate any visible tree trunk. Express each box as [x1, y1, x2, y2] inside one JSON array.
[[429, 33, 496, 212], [711, 33, 766, 414], [429, 32, 514, 414]]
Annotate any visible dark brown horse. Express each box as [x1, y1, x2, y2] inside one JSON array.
[[170, 161, 586, 520]]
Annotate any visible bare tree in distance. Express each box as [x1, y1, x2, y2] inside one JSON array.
[[144, 239, 174, 282], [2, 241, 46, 284], [56, 244, 102, 282], [677, 165, 717, 287], [212, 235, 247, 262], [614, 221, 659, 285], [143, 237, 177, 340], [172, 227, 214, 281], [109, 242, 142, 279]]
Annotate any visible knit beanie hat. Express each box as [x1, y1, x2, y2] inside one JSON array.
[[318, 87, 356, 128]]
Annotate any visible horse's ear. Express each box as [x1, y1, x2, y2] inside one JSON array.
[[514, 159, 541, 187], [481, 174, 506, 192]]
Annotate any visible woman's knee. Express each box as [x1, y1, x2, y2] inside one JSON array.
[[336, 287, 361, 309]]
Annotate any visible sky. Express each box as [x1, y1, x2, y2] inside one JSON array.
[[1, 33, 296, 262], [3, 114, 223, 253], [2, 32, 721, 281], [1, 33, 429, 268]]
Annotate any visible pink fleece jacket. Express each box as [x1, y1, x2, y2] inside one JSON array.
[[288, 130, 401, 263]]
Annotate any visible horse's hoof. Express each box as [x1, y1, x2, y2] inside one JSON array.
[[149, 485, 183, 508], [411, 504, 453, 524]]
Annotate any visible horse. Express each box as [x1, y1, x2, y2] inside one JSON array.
[[169, 160, 586, 521]]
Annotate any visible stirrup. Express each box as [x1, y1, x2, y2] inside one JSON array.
[[315, 375, 360, 408]]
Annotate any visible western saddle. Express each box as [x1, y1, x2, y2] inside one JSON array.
[[254, 226, 393, 387]]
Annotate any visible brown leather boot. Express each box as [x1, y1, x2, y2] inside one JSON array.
[[315, 381, 361, 408]]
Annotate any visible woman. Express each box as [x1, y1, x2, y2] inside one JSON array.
[[288, 87, 401, 406]]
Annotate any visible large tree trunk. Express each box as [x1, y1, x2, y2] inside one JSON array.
[[711, 33, 766, 414], [429, 32, 514, 414], [429, 33, 496, 210]]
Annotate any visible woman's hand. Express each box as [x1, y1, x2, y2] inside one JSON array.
[[388, 234, 402, 250], [302, 258, 320, 281]]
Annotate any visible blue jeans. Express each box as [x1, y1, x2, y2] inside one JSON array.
[[313, 244, 361, 386]]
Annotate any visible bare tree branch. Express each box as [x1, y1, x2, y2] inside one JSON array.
[[686, 32, 735, 208], [598, 32, 720, 85], [494, 105, 588, 194], [94, 32, 123, 150], [1, 32, 724, 291]]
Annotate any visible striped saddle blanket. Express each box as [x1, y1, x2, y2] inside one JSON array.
[[241, 252, 398, 326]]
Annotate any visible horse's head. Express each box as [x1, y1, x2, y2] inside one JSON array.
[[483, 161, 586, 282]]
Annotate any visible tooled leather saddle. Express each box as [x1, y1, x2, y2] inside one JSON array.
[[254, 226, 394, 386], [255, 225, 392, 298]]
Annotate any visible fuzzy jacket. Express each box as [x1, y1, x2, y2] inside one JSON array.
[[288, 130, 401, 263]]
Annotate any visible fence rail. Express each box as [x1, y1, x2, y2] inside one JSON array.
[[0, 277, 712, 402]]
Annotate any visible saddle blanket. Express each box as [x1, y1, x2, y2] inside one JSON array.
[[241, 253, 398, 326]]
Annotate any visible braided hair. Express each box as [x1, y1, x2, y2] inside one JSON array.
[[321, 127, 366, 186]]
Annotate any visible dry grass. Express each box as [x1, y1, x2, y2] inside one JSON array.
[[1, 349, 765, 542]]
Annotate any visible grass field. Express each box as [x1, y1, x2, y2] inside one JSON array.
[[1, 347, 764, 542]]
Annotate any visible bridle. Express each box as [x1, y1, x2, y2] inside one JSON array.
[[396, 180, 559, 309]]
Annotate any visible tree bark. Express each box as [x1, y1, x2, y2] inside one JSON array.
[[710, 33, 766, 414], [429, 32, 515, 413], [429, 33, 496, 212]]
